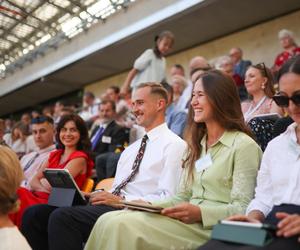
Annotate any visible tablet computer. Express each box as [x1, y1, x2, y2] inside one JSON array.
[[119, 201, 163, 213], [212, 220, 276, 247], [43, 168, 87, 206], [220, 220, 277, 231]]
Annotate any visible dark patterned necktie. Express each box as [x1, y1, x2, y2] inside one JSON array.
[[112, 134, 148, 196]]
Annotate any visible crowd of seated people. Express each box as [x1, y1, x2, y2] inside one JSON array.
[[0, 27, 299, 250]]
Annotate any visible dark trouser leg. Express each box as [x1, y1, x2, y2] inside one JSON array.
[[48, 205, 118, 250], [21, 204, 57, 250]]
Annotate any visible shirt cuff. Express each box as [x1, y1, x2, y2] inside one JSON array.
[[246, 200, 271, 217]]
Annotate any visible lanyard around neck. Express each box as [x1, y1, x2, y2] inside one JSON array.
[[244, 96, 267, 122]]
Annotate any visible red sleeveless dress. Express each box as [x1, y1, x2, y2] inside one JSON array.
[[10, 149, 94, 227]]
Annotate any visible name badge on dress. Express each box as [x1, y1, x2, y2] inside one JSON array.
[[195, 154, 213, 172], [102, 136, 112, 144]]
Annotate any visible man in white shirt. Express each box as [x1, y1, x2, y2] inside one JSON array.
[[20, 116, 55, 189], [22, 83, 186, 250]]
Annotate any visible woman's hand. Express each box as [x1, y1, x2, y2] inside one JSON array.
[[226, 210, 265, 223], [161, 202, 201, 224], [226, 214, 261, 223], [40, 178, 52, 193], [276, 212, 300, 241]]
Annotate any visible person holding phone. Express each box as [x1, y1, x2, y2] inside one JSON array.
[[198, 56, 300, 250], [9, 114, 94, 227]]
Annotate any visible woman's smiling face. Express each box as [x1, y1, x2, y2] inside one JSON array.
[[59, 121, 80, 148]]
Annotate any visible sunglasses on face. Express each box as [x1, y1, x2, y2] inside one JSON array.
[[272, 93, 300, 107]]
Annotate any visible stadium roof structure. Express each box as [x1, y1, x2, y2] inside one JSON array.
[[0, 0, 135, 79], [0, 0, 300, 116]]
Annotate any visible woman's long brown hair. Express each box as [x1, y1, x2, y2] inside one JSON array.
[[183, 70, 252, 184]]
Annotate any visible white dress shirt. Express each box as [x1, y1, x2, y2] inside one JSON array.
[[111, 123, 186, 202], [79, 98, 100, 122], [20, 144, 56, 189], [246, 122, 300, 217]]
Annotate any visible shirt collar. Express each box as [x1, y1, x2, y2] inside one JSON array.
[[283, 122, 300, 159], [99, 120, 114, 129], [285, 122, 300, 145], [145, 123, 168, 142], [200, 130, 237, 149], [37, 144, 56, 154]]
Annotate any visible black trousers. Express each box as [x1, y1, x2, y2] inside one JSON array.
[[198, 204, 300, 250], [21, 204, 118, 250]]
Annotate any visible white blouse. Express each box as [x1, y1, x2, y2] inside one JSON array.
[[246, 122, 300, 217], [131, 49, 166, 89], [0, 227, 31, 250]]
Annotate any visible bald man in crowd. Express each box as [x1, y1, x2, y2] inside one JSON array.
[[176, 56, 210, 111]]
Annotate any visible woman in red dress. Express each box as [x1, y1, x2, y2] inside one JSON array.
[[10, 114, 94, 227]]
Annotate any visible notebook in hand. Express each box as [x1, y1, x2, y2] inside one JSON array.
[[119, 201, 163, 213]]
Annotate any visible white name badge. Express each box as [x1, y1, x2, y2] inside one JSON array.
[[195, 154, 213, 172], [102, 136, 112, 144]]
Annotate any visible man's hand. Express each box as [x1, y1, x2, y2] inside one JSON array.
[[88, 191, 123, 207], [276, 212, 300, 241], [161, 202, 201, 224]]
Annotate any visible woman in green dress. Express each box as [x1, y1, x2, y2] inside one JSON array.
[[84, 70, 262, 250]]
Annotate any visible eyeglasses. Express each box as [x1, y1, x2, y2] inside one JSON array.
[[254, 62, 268, 77], [31, 116, 54, 124], [272, 93, 300, 107]]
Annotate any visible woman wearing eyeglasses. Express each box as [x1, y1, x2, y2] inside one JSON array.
[[198, 56, 300, 250], [9, 114, 94, 228], [242, 63, 281, 123]]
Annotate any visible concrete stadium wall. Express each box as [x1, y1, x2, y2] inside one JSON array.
[[85, 10, 300, 98]]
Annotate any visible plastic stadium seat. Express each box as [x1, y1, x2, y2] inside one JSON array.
[[95, 178, 114, 191], [81, 178, 94, 193]]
